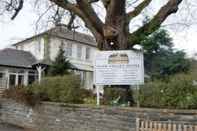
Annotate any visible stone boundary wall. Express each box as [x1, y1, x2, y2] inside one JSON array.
[[0, 99, 197, 131]]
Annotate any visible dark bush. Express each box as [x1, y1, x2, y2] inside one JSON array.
[[139, 73, 197, 109], [103, 86, 134, 106], [2, 86, 41, 106]]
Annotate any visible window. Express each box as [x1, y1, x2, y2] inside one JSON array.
[[85, 47, 90, 60], [18, 75, 24, 86], [28, 71, 37, 84], [28, 75, 35, 85], [77, 45, 82, 59], [65, 43, 72, 57], [0, 73, 3, 79], [75, 71, 85, 87]]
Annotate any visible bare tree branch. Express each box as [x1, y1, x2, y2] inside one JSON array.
[[67, 12, 78, 30], [2, 0, 24, 20], [128, 0, 183, 46], [50, 0, 104, 38], [127, 0, 152, 22], [75, 0, 104, 34]]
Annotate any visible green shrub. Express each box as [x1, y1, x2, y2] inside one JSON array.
[[27, 75, 92, 104], [103, 86, 134, 106], [139, 73, 197, 109]]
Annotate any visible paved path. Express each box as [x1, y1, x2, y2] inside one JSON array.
[[0, 123, 24, 131]]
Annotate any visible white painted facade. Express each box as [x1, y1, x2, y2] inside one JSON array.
[[13, 30, 97, 89], [15, 37, 45, 61]]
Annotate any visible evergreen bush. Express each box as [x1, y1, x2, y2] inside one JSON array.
[[3, 75, 93, 106], [139, 73, 197, 109], [28, 75, 91, 104]]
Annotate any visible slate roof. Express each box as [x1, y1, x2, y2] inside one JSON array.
[[0, 48, 37, 68], [13, 25, 97, 47]]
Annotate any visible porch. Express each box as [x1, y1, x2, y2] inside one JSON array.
[[0, 67, 38, 90]]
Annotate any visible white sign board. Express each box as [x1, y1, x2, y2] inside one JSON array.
[[94, 50, 144, 85]]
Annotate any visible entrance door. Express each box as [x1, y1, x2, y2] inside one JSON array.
[[9, 74, 16, 87]]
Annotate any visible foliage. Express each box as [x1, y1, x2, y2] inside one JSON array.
[[2, 86, 41, 107], [3, 75, 93, 106], [139, 73, 197, 109], [83, 96, 97, 105], [27, 75, 92, 104], [189, 60, 197, 76], [48, 45, 71, 76], [103, 86, 134, 106], [142, 29, 190, 78]]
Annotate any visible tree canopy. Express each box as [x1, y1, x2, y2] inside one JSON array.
[[142, 29, 190, 78], [1, 0, 184, 50]]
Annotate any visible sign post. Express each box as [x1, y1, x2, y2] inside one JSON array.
[[96, 85, 100, 106], [136, 85, 140, 108], [94, 50, 144, 106]]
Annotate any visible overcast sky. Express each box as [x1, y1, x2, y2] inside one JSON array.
[[0, 0, 197, 57]]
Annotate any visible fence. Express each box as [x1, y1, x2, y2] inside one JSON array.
[[136, 118, 197, 131]]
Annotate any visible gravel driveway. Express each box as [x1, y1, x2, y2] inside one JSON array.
[[0, 123, 24, 131]]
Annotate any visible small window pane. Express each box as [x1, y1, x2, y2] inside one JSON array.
[[65, 43, 72, 57], [18, 75, 24, 86], [86, 47, 90, 60], [77, 45, 82, 59], [28, 75, 35, 85]]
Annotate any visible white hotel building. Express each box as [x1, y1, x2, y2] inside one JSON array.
[[0, 25, 97, 90]]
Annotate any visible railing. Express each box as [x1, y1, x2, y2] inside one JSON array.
[[136, 118, 197, 131]]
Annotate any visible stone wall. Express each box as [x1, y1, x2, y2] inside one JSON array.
[[0, 99, 197, 131]]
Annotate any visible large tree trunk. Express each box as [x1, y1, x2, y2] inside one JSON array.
[[96, 0, 129, 51], [96, 0, 133, 105]]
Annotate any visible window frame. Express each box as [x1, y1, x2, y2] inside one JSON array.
[[64, 42, 72, 57], [85, 47, 91, 60], [77, 44, 82, 59]]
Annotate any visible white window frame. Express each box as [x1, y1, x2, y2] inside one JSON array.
[[64, 42, 72, 57], [77, 45, 82, 59], [85, 47, 91, 60]]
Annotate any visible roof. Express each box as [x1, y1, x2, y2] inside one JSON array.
[[13, 25, 97, 47], [0, 48, 37, 68]]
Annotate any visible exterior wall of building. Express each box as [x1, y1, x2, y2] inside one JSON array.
[[13, 34, 97, 89], [15, 37, 45, 60], [48, 36, 97, 89]]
